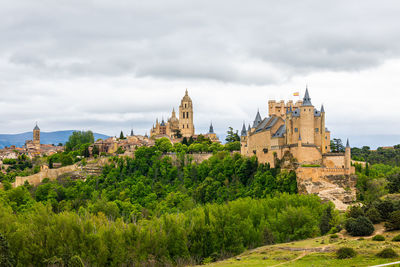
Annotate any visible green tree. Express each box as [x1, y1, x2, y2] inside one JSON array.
[[65, 131, 94, 151], [0, 233, 14, 267], [225, 127, 240, 143], [119, 131, 125, 139]]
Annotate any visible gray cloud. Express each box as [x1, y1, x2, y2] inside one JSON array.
[[0, 0, 400, 147]]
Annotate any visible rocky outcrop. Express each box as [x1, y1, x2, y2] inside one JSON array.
[[296, 167, 357, 211]]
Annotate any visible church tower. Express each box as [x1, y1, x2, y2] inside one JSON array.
[[33, 122, 40, 148], [179, 89, 195, 137]]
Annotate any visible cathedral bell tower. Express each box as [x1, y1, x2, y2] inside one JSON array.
[[33, 122, 40, 148], [179, 89, 195, 137]]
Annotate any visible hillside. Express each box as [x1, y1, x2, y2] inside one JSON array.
[[203, 224, 400, 267], [0, 130, 109, 148]]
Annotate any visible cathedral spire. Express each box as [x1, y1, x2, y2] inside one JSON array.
[[185, 88, 188, 96], [346, 138, 350, 148], [321, 104, 325, 113], [302, 86, 312, 106]]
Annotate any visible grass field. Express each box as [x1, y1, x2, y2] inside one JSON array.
[[202, 224, 400, 267]]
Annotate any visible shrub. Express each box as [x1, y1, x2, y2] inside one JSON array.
[[372, 235, 385, 241], [336, 247, 357, 259], [346, 205, 364, 219], [392, 235, 400, 242], [330, 234, 339, 239], [365, 207, 382, 224], [376, 200, 394, 220], [385, 210, 400, 231], [345, 216, 374, 236], [376, 248, 398, 258]]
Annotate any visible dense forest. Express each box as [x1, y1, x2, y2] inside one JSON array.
[[3, 134, 400, 265], [0, 140, 333, 266]]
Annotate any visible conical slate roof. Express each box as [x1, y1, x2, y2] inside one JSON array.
[[252, 110, 262, 127], [241, 123, 247, 136], [209, 122, 214, 133], [321, 104, 325, 113], [346, 138, 350, 148], [302, 87, 312, 106], [33, 123, 40, 131]]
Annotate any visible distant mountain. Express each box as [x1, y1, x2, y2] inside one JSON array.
[[0, 130, 110, 149]]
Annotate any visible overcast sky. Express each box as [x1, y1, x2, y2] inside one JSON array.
[[1, 0, 400, 148]]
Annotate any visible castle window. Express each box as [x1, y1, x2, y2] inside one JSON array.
[[187, 124, 189, 128], [182, 124, 184, 128], [325, 136, 327, 139], [185, 104, 187, 108], [183, 112, 185, 119], [325, 146, 327, 149], [315, 128, 319, 132], [186, 112, 189, 118], [294, 128, 298, 132]]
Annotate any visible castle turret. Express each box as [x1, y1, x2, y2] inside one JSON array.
[[241, 123, 247, 137], [209, 122, 214, 134], [321, 104, 326, 153], [299, 87, 315, 145], [179, 89, 195, 137], [345, 138, 351, 171], [252, 110, 262, 128]]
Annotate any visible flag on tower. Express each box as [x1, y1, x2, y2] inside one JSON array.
[[293, 92, 299, 96]]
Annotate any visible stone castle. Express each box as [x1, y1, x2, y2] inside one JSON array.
[[150, 90, 219, 142], [241, 88, 356, 209]]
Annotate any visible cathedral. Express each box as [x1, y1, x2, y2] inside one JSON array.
[[150, 90, 219, 142]]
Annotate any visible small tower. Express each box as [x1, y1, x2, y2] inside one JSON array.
[[179, 89, 195, 137], [321, 104, 326, 153], [130, 129, 134, 136], [209, 122, 214, 134], [252, 110, 262, 129], [241, 122, 247, 137], [345, 138, 351, 171], [33, 122, 40, 148], [299, 87, 315, 145]]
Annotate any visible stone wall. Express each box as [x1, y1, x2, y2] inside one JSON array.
[[13, 164, 79, 187], [164, 153, 213, 164]]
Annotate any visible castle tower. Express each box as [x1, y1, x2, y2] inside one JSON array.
[[321, 104, 326, 153], [345, 138, 351, 171], [179, 89, 195, 137], [33, 122, 40, 148], [299, 87, 315, 145]]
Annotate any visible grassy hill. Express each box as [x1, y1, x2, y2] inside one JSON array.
[[0, 130, 109, 148], [203, 224, 400, 267]]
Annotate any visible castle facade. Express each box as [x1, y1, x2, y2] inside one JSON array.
[[241, 89, 354, 174]]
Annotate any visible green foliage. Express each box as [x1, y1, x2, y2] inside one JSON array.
[[365, 207, 382, 224], [331, 138, 345, 153], [376, 248, 398, 258], [384, 210, 400, 231], [392, 234, 400, 241], [330, 234, 338, 239], [336, 247, 357, 259], [65, 131, 94, 152], [0, 233, 14, 267], [319, 205, 333, 235], [225, 127, 240, 143], [345, 216, 374, 236], [372, 235, 385, 241], [346, 205, 364, 219], [352, 145, 400, 166], [119, 131, 125, 139], [0, 194, 329, 266]]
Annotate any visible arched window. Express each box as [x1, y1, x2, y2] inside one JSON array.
[[183, 112, 185, 119], [186, 112, 189, 118]]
